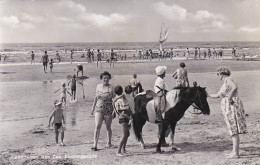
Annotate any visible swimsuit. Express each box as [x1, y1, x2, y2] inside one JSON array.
[[55, 123, 62, 129]]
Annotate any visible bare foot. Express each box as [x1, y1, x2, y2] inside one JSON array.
[[225, 152, 239, 158], [105, 143, 112, 148], [116, 153, 124, 157]]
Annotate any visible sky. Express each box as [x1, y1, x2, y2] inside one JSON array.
[[0, 0, 260, 43]]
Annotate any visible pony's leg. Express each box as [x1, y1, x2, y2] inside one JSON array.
[[169, 122, 181, 151], [157, 125, 168, 147], [156, 122, 169, 153], [139, 132, 145, 149]]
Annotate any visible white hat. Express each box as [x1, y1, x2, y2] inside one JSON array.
[[155, 66, 167, 75], [54, 100, 62, 106]]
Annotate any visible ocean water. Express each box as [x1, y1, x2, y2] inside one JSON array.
[[1, 41, 260, 64], [1, 41, 260, 52]]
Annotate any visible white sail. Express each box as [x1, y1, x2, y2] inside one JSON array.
[[159, 23, 168, 51]]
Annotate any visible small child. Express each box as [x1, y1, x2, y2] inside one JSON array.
[[68, 75, 83, 101], [49, 59, 54, 73], [77, 64, 83, 77], [54, 82, 72, 106], [48, 100, 66, 146], [113, 85, 133, 157]]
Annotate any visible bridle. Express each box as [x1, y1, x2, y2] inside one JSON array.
[[182, 88, 204, 115]]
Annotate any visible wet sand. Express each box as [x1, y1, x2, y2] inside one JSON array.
[[0, 59, 260, 164]]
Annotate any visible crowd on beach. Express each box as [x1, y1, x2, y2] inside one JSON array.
[[46, 55, 247, 158], [0, 46, 248, 66]]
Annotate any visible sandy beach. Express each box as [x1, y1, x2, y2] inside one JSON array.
[[0, 59, 260, 165]]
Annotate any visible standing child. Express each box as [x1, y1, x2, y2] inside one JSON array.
[[49, 59, 54, 73], [68, 75, 83, 101], [48, 100, 66, 146], [55, 82, 71, 106], [113, 85, 133, 157], [77, 64, 83, 77]]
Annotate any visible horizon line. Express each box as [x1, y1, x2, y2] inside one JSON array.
[[1, 41, 260, 44]]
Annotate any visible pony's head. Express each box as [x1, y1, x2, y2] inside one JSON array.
[[179, 83, 210, 115]]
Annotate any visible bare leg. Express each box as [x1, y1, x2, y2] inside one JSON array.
[[93, 113, 103, 148], [117, 123, 129, 154], [54, 125, 59, 144], [226, 134, 240, 158], [104, 115, 113, 147], [60, 129, 65, 145]]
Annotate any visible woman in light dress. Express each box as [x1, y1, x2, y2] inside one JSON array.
[[91, 71, 115, 151], [208, 67, 247, 158]]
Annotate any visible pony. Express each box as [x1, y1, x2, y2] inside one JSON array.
[[132, 83, 210, 152]]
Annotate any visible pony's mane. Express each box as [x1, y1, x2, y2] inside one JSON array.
[[173, 86, 208, 100]]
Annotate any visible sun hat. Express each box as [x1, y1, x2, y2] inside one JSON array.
[[55, 101, 62, 106], [155, 66, 167, 76], [54, 100, 62, 106]]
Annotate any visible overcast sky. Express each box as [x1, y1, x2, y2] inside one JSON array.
[[0, 0, 260, 43]]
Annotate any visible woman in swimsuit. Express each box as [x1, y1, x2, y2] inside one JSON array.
[[91, 71, 115, 151]]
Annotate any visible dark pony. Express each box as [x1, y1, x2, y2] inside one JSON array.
[[132, 85, 210, 152]]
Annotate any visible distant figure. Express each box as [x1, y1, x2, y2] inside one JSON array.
[[91, 49, 94, 63], [70, 50, 73, 64], [41, 51, 49, 73], [77, 64, 83, 77], [208, 67, 247, 158], [68, 75, 83, 101], [185, 48, 189, 60], [170, 48, 174, 59], [110, 49, 115, 68], [194, 48, 198, 60], [56, 51, 61, 63], [219, 49, 223, 59], [97, 49, 102, 68], [31, 51, 35, 64], [54, 83, 71, 106], [49, 59, 54, 73], [198, 48, 201, 59], [172, 62, 189, 87], [213, 48, 217, 59], [129, 74, 140, 97], [204, 50, 207, 59], [232, 48, 236, 57], [87, 49, 91, 63], [208, 49, 211, 59], [48, 100, 66, 146]]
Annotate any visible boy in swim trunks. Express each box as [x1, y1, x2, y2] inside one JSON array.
[[113, 85, 133, 157], [68, 75, 83, 101], [48, 100, 66, 146], [49, 59, 54, 73]]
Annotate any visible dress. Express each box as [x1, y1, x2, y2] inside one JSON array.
[[218, 78, 247, 136], [95, 84, 114, 116]]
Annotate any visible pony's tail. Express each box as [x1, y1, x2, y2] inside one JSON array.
[[132, 113, 142, 141]]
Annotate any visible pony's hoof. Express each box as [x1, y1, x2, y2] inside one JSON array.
[[141, 145, 145, 149], [156, 148, 162, 153], [161, 143, 169, 147]]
